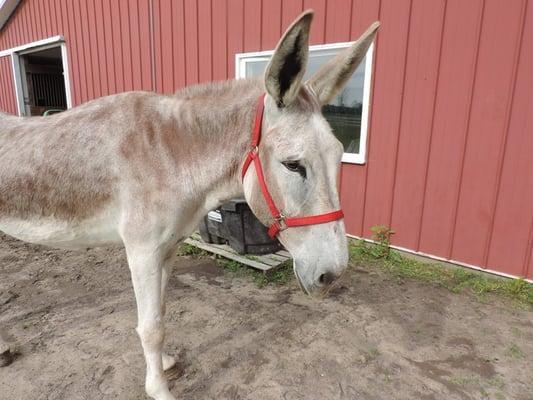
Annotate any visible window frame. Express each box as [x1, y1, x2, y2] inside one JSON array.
[[0, 35, 72, 116], [235, 41, 374, 165]]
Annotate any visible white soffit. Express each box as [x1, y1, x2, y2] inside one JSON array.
[[0, 0, 21, 33]]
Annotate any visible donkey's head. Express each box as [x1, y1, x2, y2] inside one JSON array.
[[243, 11, 379, 296]]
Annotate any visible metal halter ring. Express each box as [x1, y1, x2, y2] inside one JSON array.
[[275, 213, 287, 231]]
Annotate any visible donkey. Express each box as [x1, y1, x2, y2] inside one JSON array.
[[0, 11, 378, 400]]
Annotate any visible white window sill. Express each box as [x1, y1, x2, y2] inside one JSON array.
[[342, 153, 366, 165]]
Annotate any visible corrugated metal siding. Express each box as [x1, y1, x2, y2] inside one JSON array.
[[0, 0, 532, 279], [418, 0, 485, 267], [0, 56, 17, 114], [0, 0, 155, 105], [366, 0, 533, 279], [485, 2, 533, 280]]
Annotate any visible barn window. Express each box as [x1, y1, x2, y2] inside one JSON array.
[[236, 42, 375, 164]]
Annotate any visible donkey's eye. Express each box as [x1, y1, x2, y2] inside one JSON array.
[[282, 161, 306, 178]]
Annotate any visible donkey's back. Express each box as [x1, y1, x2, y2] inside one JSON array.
[[0, 92, 160, 249]]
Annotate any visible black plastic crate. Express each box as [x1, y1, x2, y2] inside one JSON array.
[[199, 199, 282, 255]]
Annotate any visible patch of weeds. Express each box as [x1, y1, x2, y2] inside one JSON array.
[[486, 375, 505, 390], [366, 347, 380, 361], [266, 261, 293, 285], [479, 387, 490, 398], [359, 225, 395, 259], [348, 228, 533, 309], [217, 259, 243, 274], [510, 326, 523, 338], [449, 376, 477, 386], [448, 375, 505, 396], [177, 243, 209, 258], [381, 368, 393, 384], [494, 392, 505, 400], [250, 272, 269, 288], [506, 344, 524, 359], [216, 258, 293, 289]]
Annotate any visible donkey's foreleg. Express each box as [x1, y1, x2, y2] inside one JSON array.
[[160, 257, 176, 372], [124, 243, 175, 400]]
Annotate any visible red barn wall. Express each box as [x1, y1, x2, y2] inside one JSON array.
[[0, 0, 532, 280], [0, 55, 17, 114]]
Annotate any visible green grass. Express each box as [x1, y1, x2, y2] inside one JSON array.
[[216, 258, 293, 288], [177, 240, 293, 289], [449, 376, 476, 386], [177, 242, 209, 257], [177, 232, 532, 307], [349, 239, 533, 309], [366, 347, 381, 360], [447, 375, 506, 393], [486, 376, 505, 390], [506, 344, 524, 359]]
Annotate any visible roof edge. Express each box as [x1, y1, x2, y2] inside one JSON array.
[[0, 0, 21, 32]]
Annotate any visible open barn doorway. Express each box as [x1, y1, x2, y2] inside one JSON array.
[[14, 43, 70, 116]]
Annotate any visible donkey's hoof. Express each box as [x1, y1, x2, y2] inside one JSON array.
[[162, 353, 176, 371], [0, 349, 13, 367]]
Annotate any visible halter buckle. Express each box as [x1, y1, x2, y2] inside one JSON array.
[[275, 213, 287, 231], [250, 145, 259, 155]]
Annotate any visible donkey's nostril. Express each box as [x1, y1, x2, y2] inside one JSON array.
[[318, 272, 336, 286]]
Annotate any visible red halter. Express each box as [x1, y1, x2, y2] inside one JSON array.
[[241, 93, 344, 238]]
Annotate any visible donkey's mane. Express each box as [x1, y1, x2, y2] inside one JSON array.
[[174, 77, 262, 100]]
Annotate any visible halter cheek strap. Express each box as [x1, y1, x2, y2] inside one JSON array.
[[241, 93, 344, 238]]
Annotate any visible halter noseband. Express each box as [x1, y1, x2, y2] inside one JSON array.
[[241, 93, 344, 238]]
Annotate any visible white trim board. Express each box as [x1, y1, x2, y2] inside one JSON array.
[[235, 41, 375, 165], [10, 52, 22, 115], [347, 234, 532, 283], [60, 42, 72, 109], [0, 0, 20, 31], [0, 35, 64, 57], [235, 40, 364, 62]]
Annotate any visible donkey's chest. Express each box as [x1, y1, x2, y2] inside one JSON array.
[[0, 204, 122, 249]]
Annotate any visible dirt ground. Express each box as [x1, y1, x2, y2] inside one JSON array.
[[0, 233, 531, 400]]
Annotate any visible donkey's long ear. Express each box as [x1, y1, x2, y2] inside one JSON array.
[[264, 11, 313, 108], [307, 22, 380, 105]]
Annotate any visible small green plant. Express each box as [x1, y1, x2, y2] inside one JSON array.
[[486, 376, 505, 390], [265, 261, 293, 285], [367, 347, 381, 360], [449, 376, 476, 386], [506, 344, 524, 359], [177, 243, 208, 257], [364, 225, 395, 259], [217, 259, 244, 273], [216, 258, 293, 288], [510, 327, 523, 338]]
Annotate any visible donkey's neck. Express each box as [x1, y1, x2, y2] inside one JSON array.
[[171, 78, 263, 211]]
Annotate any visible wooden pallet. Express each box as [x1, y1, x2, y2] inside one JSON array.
[[184, 232, 291, 272]]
